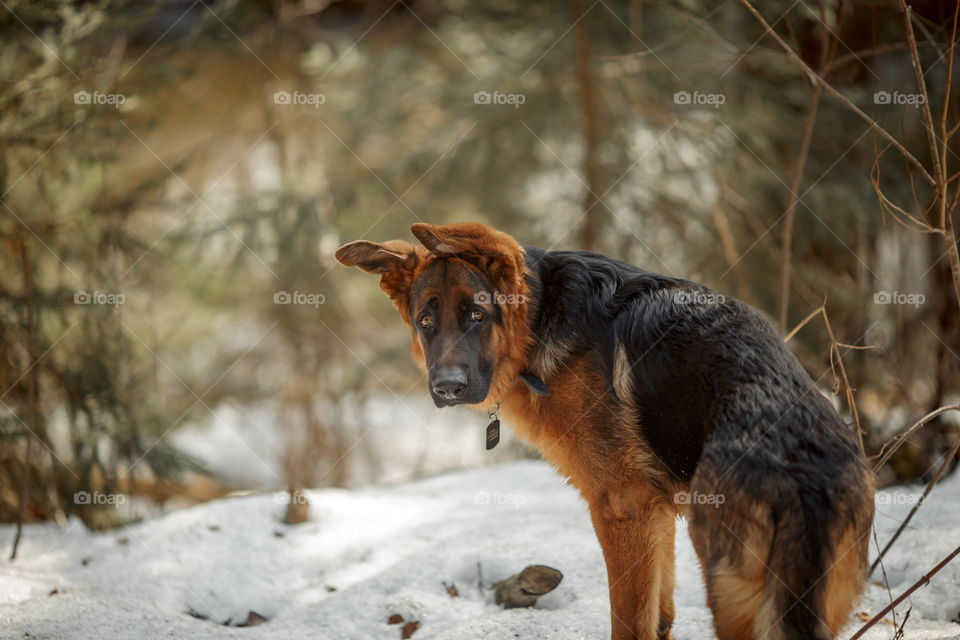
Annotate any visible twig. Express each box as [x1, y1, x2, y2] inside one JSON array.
[[783, 304, 825, 343], [783, 302, 868, 452], [935, 4, 960, 315], [835, 343, 878, 351], [898, 0, 944, 211], [826, 315, 864, 452], [870, 435, 960, 575], [892, 606, 911, 640], [871, 526, 897, 627], [870, 137, 938, 233], [873, 404, 960, 471], [849, 543, 960, 639], [940, 10, 958, 145], [941, 6, 959, 230]]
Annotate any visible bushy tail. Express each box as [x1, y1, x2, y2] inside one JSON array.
[[761, 492, 833, 640], [761, 481, 871, 640]]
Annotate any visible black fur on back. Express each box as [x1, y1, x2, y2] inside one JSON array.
[[522, 245, 862, 485]]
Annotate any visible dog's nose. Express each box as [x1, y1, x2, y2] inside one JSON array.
[[432, 369, 467, 400]]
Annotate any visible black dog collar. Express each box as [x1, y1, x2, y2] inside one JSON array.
[[520, 373, 549, 396]]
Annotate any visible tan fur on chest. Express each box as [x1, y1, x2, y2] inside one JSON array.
[[498, 355, 672, 502]]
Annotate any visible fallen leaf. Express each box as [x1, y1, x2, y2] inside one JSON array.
[[518, 565, 563, 596], [237, 611, 267, 627], [401, 620, 420, 639], [495, 564, 564, 608]]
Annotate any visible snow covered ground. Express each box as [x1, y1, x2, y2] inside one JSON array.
[[2, 460, 959, 639], [170, 396, 532, 490]]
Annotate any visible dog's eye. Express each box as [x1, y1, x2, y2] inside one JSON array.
[[419, 315, 434, 329], [470, 310, 484, 322]]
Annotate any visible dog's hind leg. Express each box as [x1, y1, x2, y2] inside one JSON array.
[[688, 487, 773, 640]]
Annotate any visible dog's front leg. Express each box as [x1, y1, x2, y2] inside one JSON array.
[[588, 492, 675, 640]]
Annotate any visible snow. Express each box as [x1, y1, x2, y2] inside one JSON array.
[[2, 460, 959, 639], [171, 396, 530, 489]]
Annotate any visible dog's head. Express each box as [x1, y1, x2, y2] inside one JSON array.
[[336, 223, 532, 408]]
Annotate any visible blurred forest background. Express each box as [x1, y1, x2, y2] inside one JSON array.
[[1, 0, 958, 532]]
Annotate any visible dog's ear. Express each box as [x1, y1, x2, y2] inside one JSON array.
[[335, 239, 419, 310], [410, 222, 525, 292]]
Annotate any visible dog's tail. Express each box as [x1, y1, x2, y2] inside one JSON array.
[[758, 485, 833, 640], [690, 462, 872, 640], [760, 476, 872, 640]]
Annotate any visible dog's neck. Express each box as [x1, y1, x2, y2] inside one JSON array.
[[520, 245, 545, 338], [518, 245, 568, 381]]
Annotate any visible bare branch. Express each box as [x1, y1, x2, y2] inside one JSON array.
[[870, 435, 960, 575], [898, 0, 945, 207], [850, 543, 960, 639], [873, 404, 960, 471], [783, 304, 824, 343]]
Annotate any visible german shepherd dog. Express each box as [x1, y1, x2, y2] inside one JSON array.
[[336, 223, 874, 640]]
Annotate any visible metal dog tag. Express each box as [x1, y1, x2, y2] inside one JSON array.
[[486, 419, 501, 450]]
